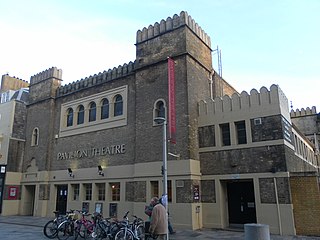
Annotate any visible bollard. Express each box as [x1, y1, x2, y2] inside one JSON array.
[[244, 223, 270, 240]]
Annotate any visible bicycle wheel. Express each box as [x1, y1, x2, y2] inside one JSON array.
[[115, 228, 135, 240], [136, 225, 145, 240], [78, 222, 94, 239], [57, 221, 74, 240], [43, 220, 59, 239]]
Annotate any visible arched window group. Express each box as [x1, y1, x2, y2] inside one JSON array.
[[66, 94, 124, 127]]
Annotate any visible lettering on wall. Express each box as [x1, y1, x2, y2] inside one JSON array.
[[57, 144, 126, 160]]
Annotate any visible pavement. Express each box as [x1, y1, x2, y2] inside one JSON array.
[[0, 215, 319, 240]]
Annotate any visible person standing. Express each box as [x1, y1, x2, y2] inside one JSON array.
[[149, 197, 168, 240]]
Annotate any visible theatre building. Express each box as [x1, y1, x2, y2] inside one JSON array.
[[1, 11, 319, 236]]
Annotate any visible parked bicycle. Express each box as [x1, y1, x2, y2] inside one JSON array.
[[56, 210, 79, 240], [74, 210, 95, 239], [91, 212, 121, 240], [43, 210, 72, 239]]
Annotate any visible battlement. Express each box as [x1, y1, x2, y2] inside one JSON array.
[[1, 74, 28, 92], [290, 106, 317, 117], [136, 11, 211, 48], [57, 61, 135, 97], [30, 67, 62, 85], [199, 84, 290, 120]]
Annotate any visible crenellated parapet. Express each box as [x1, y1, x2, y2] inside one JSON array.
[[199, 84, 290, 121], [1, 74, 29, 92], [56, 61, 135, 97], [290, 106, 317, 117], [136, 11, 211, 48], [30, 67, 62, 85]]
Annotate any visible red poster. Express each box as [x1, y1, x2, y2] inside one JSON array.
[[8, 186, 18, 200], [168, 57, 176, 144]]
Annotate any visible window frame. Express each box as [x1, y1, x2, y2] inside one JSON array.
[[84, 183, 92, 201], [66, 108, 74, 127], [235, 120, 247, 145], [31, 127, 39, 146], [113, 94, 123, 117], [110, 182, 120, 201], [88, 101, 97, 122], [96, 183, 106, 201], [101, 98, 109, 120], [77, 105, 85, 125], [220, 123, 231, 146]]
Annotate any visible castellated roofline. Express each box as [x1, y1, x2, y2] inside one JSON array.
[[290, 106, 317, 117], [199, 84, 290, 120], [2, 73, 28, 83], [30, 67, 62, 85], [136, 11, 211, 48], [56, 61, 135, 97]]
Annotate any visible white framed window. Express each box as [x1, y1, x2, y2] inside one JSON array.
[[59, 86, 128, 137]]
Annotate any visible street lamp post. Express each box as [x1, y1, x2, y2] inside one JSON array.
[[154, 116, 169, 239]]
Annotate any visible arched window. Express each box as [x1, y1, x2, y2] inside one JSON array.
[[155, 100, 165, 118], [77, 105, 85, 125], [114, 95, 123, 116], [31, 128, 39, 146], [101, 98, 109, 119], [89, 101, 97, 122], [66, 108, 73, 127]]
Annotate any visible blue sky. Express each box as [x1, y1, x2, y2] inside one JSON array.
[[1, 0, 319, 111]]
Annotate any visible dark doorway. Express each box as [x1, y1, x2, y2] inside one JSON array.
[[56, 185, 68, 214], [24, 185, 36, 215], [227, 180, 257, 225]]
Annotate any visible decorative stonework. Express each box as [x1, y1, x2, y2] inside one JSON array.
[[136, 11, 211, 48]]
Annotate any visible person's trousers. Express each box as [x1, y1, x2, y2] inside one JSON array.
[[158, 234, 167, 240]]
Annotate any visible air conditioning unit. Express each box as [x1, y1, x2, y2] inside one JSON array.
[[254, 118, 262, 125]]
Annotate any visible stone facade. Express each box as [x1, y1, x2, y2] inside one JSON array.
[[198, 85, 319, 235], [290, 173, 320, 236], [1, 11, 319, 236]]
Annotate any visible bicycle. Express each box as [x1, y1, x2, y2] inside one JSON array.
[[43, 210, 67, 239], [57, 210, 79, 240], [91, 212, 121, 240], [130, 215, 145, 240], [114, 211, 135, 240], [74, 211, 95, 239]]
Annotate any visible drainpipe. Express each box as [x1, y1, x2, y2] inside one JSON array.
[[208, 71, 214, 99], [274, 177, 282, 235]]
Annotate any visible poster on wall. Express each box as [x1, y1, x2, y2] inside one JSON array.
[[95, 203, 103, 213], [8, 186, 18, 200], [82, 202, 89, 213], [109, 203, 117, 218]]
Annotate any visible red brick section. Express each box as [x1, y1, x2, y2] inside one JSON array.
[[290, 175, 320, 236]]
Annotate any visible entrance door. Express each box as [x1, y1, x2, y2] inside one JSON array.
[[227, 180, 257, 225], [56, 185, 68, 214], [24, 185, 36, 215]]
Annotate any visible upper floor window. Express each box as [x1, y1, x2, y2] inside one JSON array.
[[59, 86, 128, 137], [220, 123, 231, 146], [114, 95, 123, 116], [101, 98, 109, 119], [77, 105, 85, 125], [89, 102, 96, 122], [235, 121, 247, 144], [31, 128, 39, 146], [66, 108, 73, 127]]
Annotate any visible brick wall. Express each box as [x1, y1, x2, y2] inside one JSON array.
[[290, 174, 320, 236]]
